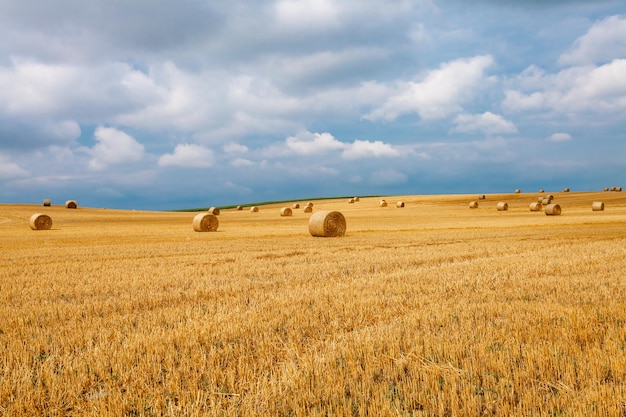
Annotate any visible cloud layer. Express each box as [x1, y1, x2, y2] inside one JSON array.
[[0, 2, 624, 209]]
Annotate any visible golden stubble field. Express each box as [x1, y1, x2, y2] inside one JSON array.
[[1, 191, 625, 416]]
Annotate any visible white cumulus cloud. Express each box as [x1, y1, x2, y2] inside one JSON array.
[[559, 15, 626, 66], [342, 140, 400, 159], [285, 131, 346, 155], [364, 55, 495, 121], [548, 133, 572, 142], [88, 126, 145, 171], [451, 112, 517, 135], [158, 144, 215, 168]]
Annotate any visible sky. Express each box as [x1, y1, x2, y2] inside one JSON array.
[[0, 0, 625, 210]]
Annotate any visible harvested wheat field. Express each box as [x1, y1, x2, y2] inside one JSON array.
[[1, 191, 626, 416]]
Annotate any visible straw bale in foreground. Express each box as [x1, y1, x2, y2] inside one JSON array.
[[280, 207, 292, 217], [592, 202, 604, 211], [545, 203, 561, 216], [192, 213, 219, 232], [65, 200, 77, 209], [308, 210, 346, 237], [496, 202, 508, 211], [29, 213, 53, 230]]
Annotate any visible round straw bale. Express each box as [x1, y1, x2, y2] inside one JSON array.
[[308, 210, 346, 237], [192, 213, 218, 232], [537, 196, 544, 202], [545, 203, 561, 216], [515, 189, 521, 194], [306, 202, 313, 208], [292, 203, 300, 209], [29, 213, 53, 230], [280, 207, 293, 217], [250, 206, 259, 212], [469, 201, 478, 209], [43, 199, 51, 207], [65, 200, 77, 209], [604, 188, 609, 192], [616, 187, 622, 192], [529, 202, 542, 212], [496, 202, 508, 211], [348, 198, 355, 204], [354, 197, 360, 202], [379, 199, 387, 207], [208, 207, 220, 215], [303, 206, 313, 213], [563, 187, 570, 192], [591, 202, 604, 211], [478, 194, 486, 200], [610, 187, 616, 191], [541, 198, 550, 205], [396, 201, 405, 208], [539, 189, 544, 193], [236, 205, 243, 210]]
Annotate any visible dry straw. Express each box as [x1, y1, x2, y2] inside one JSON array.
[[308, 210, 346, 237], [29, 213, 53, 230], [303, 206, 313, 213], [292, 203, 300, 209], [478, 194, 486, 200], [192, 213, 219, 232], [354, 197, 360, 202], [539, 189, 544, 193], [616, 187, 623, 192], [515, 189, 521, 194], [379, 199, 387, 207], [469, 201, 478, 209], [604, 188, 609, 192], [306, 202, 314, 208], [496, 202, 508, 211], [250, 206, 259, 212], [208, 207, 220, 215], [396, 201, 405, 208], [236, 205, 243, 211], [545, 203, 562, 216], [592, 202, 605, 211], [348, 198, 355, 204], [563, 187, 570, 192], [280, 207, 293, 217], [529, 202, 543, 212], [65, 200, 77, 209], [43, 199, 51, 207]]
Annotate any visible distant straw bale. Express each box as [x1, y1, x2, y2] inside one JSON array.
[[396, 201, 405, 208], [280, 207, 293, 217], [379, 199, 387, 207], [208, 207, 220, 215], [604, 188, 609, 192], [306, 202, 314, 208], [308, 210, 346, 237], [469, 201, 478, 209], [192, 213, 219, 232], [348, 198, 355, 204], [65, 200, 77, 209], [250, 206, 259, 212], [545, 203, 562, 216], [478, 194, 486, 200], [292, 203, 300, 209], [43, 199, 51, 207], [496, 202, 508, 211], [515, 189, 521, 194], [539, 189, 544, 193], [616, 187, 622, 192], [529, 202, 543, 212], [29, 213, 53, 230], [303, 206, 313, 213], [236, 205, 243, 211], [354, 197, 360, 202], [591, 202, 605, 211], [563, 187, 570, 192]]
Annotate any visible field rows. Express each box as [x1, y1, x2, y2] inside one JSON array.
[[1, 192, 625, 416]]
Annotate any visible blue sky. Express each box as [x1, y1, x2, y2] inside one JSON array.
[[1, 0, 624, 210]]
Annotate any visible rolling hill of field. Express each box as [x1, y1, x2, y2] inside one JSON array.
[[1, 191, 625, 415]]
